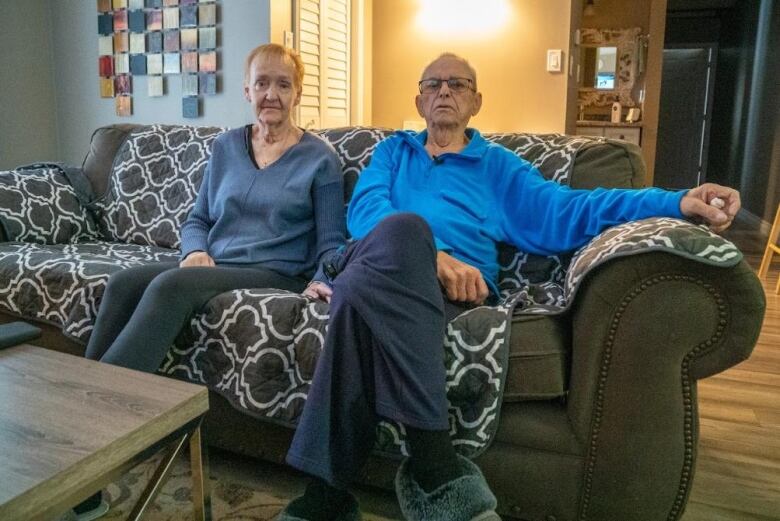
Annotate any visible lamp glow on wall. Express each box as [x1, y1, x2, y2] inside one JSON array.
[[415, 0, 511, 36]]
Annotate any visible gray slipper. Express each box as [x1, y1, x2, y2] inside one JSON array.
[[276, 491, 362, 521], [395, 454, 501, 521]]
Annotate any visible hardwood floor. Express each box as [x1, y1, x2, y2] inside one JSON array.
[[681, 226, 780, 520]]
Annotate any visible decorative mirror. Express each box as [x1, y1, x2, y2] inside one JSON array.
[[579, 46, 617, 89], [578, 27, 642, 107]]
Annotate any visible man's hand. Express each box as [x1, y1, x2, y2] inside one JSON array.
[[303, 281, 333, 303], [437, 251, 489, 305], [680, 183, 741, 233], [180, 251, 216, 268]]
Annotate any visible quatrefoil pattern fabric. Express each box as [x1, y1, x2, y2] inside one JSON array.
[[0, 167, 100, 244], [94, 124, 226, 249]]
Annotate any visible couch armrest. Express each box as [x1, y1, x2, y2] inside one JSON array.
[[565, 251, 764, 521]]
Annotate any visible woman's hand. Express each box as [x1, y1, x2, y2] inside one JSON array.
[[180, 251, 216, 268], [437, 251, 489, 305], [680, 183, 741, 233], [303, 281, 333, 303]]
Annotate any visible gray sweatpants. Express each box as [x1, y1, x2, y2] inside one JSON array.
[[85, 261, 306, 372]]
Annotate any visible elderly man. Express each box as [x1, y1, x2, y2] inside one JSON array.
[[280, 53, 740, 521]]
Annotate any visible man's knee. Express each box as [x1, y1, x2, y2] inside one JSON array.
[[373, 213, 433, 248]]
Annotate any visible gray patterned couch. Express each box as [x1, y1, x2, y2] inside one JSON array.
[[0, 124, 765, 521]]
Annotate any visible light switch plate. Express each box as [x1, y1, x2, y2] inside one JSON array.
[[546, 49, 562, 72]]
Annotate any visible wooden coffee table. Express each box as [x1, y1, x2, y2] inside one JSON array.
[[0, 344, 211, 521]]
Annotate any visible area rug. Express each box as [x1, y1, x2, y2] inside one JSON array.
[[100, 449, 400, 521]]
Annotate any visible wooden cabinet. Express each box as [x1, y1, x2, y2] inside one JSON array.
[[575, 124, 642, 146]]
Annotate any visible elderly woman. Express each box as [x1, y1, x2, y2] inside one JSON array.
[[83, 43, 343, 371], [71, 41, 344, 521]]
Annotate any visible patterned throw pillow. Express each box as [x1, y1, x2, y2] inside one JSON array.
[[0, 166, 100, 244], [95, 124, 226, 249]]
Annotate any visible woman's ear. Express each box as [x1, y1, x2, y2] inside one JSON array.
[[244, 84, 251, 102]]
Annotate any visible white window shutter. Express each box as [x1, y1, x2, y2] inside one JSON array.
[[296, 0, 350, 129]]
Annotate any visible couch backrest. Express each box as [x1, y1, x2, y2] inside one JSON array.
[[82, 124, 645, 256], [91, 124, 225, 249]]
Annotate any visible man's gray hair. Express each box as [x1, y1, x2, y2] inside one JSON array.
[[421, 53, 478, 88]]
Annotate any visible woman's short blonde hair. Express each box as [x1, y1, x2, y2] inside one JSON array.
[[244, 44, 305, 92]]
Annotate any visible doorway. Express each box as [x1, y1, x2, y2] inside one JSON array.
[[654, 45, 717, 189]]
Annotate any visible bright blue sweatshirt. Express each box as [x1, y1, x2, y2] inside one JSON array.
[[180, 128, 345, 279], [347, 129, 685, 294]]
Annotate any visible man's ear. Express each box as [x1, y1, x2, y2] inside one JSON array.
[[244, 85, 251, 102], [472, 92, 483, 116], [415, 94, 425, 118]]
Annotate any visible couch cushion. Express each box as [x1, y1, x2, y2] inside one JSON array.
[[94, 124, 226, 249], [0, 241, 179, 341], [0, 166, 100, 245], [82, 124, 142, 197]]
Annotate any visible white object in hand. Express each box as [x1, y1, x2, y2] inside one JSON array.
[[710, 197, 725, 209]]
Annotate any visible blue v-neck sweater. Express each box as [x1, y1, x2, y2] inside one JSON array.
[[347, 129, 685, 294], [180, 128, 345, 279]]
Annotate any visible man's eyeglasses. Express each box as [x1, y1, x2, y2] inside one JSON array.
[[418, 77, 476, 95]]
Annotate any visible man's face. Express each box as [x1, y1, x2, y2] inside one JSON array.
[[415, 57, 482, 130]]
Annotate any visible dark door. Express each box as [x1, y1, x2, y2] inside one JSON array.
[[654, 47, 716, 189]]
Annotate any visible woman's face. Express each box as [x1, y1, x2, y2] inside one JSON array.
[[244, 55, 301, 127]]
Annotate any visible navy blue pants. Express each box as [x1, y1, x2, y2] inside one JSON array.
[[286, 213, 467, 488]]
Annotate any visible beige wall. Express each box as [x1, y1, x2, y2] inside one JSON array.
[[372, 0, 574, 133]]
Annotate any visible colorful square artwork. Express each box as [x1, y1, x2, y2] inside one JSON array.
[[198, 27, 216, 49], [164, 0, 179, 5], [181, 51, 198, 72], [147, 53, 163, 74], [99, 55, 114, 76], [113, 10, 128, 32], [99, 77, 114, 98], [113, 32, 129, 53], [198, 51, 216, 72], [98, 35, 113, 56], [163, 53, 180, 74], [182, 96, 199, 118], [164, 30, 180, 52], [182, 74, 198, 96], [97, 0, 112, 13], [147, 31, 163, 53], [114, 53, 130, 74], [130, 54, 147, 75], [130, 32, 145, 53], [114, 74, 132, 95], [116, 95, 132, 117], [180, 5, 197, 26], [128, 10, 146, 32], [148, 75, 164, 96], [146, 0, 163, 7], [199, 72, 216, 95], [147, 9, 162, 31], [129, 0, 144, 9], [98, 13, 113, 35], [198, 3, 216, 25], [163, 7, 179, 29], [113, 0, 127, 9], [180, 28, 197, 50]]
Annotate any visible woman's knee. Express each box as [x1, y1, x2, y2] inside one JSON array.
[[144, 268, 197, 303]]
